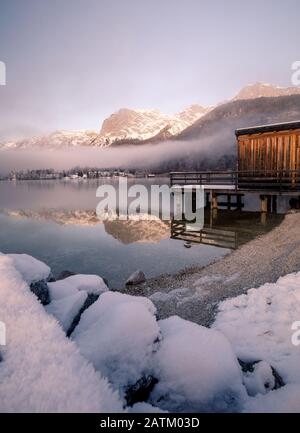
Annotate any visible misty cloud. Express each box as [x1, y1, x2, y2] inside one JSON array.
[[0, 131, 234, 175]]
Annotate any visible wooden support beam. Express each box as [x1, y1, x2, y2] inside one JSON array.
[[261, 212, 267, 225], [211, 191, 218, 220], [260, 195, 268, 213], [211, 192, 218, 210]]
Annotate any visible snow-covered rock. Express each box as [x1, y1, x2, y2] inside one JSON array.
[[150, 316, 246, 412], [48, 274, 108, 299], [213, 271, 300, 412], [46, 274, 108, 334], [46, 291, 88, 333], [3, 249, 300, 413], [72, 292, 160, 392], [213, 272, 300, 385], [126, 270, 146, 285], [242, 361, 276, 397], [0, 254, 122, 412], [7, 254, 51, 284]]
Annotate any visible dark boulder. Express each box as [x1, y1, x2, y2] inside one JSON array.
[[238, 358, 285, 391], [57, 270, 77, 280], [47, 272, 56, 283], [30, 280, 50, 306], [126, 270, 146, 286], [125, 375, 158, 407]]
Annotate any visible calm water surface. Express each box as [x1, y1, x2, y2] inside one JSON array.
[[0, 178, 285, 288]]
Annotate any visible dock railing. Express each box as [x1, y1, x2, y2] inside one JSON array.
[[170, 171, 238, 188], [170, 170, 300, 192]]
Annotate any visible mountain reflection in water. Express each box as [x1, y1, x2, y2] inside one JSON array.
[[1, 207, 283, 249], [0, 179, 287, 287]]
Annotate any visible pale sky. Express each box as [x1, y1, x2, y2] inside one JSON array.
[[0, 0, 300, 141]]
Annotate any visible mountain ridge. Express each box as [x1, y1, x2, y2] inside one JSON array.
[[1, 82, 300, 150]]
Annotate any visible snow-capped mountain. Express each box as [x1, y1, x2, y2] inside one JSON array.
[[93, 104, 210, 147], [233, 82, 300, 101], [1, 130, 98, 150], [0, 105, 209, 149], [2, 82, 300, 150]]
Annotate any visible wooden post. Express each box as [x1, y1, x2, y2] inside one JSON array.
[[211, 192, 218, 210], [260, 195, 268, 213], [211, 191, 218, 220], [260, 195, 267, 225], [261, 212, 267, 225]]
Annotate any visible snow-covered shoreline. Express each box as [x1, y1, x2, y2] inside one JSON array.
[[0, 254, 122, 413], [128, 212, 300, 327], [1, 237, 300, 412]]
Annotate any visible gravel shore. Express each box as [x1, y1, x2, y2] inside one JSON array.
[[124, 211, 300, 326]]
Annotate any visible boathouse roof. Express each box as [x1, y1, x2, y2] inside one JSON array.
[[235, 120, 300, 137]]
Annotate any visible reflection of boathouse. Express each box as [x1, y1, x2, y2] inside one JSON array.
[[171, 210, 284, 250]]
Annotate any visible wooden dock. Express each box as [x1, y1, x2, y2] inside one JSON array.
[[170, 170, 300, 193], [170, 170, 300, 216]]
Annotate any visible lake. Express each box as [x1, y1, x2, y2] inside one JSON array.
[[0, 178, 285, 288]]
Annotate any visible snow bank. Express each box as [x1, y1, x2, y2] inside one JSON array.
[[213, 271, 300, 412], [243, 384, 300, 413], [150, 316, 246, 412], [7, 253, 51, 284], [3, 249, 299, 413], [129, 402, 168, 413], [0, 255, 122, 413], [72, 292, 160, 391], [213, 272, 300, 385]]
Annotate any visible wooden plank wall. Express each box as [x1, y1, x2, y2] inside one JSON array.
[[238, 129, 300, 175]]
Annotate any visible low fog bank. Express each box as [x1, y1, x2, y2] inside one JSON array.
[[0, 132, 235, 175]]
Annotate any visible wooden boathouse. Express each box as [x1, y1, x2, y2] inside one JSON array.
[[170, 120, 300, 215]]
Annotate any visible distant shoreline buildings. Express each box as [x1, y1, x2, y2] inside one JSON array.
[[1, 168, 158, 181]]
